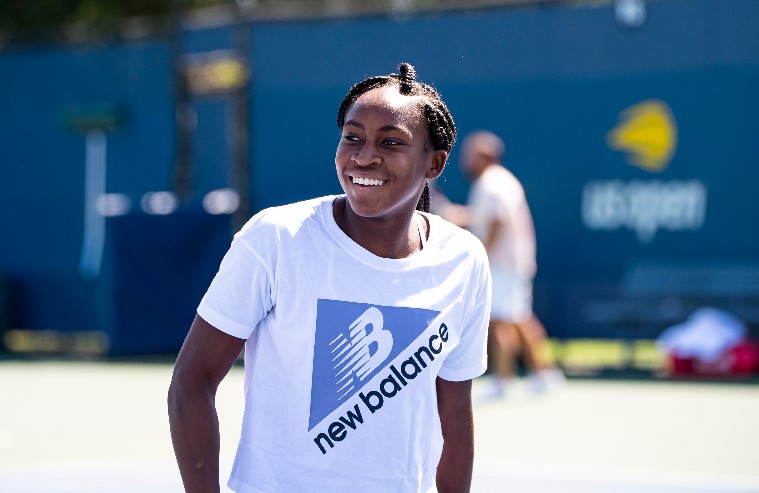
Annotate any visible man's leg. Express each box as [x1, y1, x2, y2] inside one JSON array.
[[484, 320, 523, 397], [516, 315, 565, 392]]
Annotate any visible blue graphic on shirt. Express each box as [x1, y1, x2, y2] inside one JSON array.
[[309, 299, 439, 431]]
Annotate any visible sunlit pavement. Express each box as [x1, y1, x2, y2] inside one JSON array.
[[1, 360, 758, 493]]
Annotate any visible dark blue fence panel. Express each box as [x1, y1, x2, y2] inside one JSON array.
[[247, 0, 759, 338], [0, 0, 757, 352], [0, 40, 177, 346]]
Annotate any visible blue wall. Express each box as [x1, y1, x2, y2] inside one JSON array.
[[1, 0, 758, 351], [0, 40, 177, 344], [247, 0, 759, 338]]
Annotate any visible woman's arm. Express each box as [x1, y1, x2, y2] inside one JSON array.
[[168, 314, 246, 493], [435, 377, 474, 493]]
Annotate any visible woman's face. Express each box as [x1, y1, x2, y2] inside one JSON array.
[[335, 86, 446, 221]]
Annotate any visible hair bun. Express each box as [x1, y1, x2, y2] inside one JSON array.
[[397, 62, 416, 95], [398, 62, 416, 83]]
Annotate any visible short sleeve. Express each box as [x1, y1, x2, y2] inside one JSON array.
[[197, 238, 274, 340], [437, 254, 492, 382]]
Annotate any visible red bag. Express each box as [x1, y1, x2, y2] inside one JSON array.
[[669, 339, 759, 377]]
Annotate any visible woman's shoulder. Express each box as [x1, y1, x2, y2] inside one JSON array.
[[427, 213, 487, 256]]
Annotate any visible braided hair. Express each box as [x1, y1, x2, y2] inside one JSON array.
[[337, 63, 456, 213]]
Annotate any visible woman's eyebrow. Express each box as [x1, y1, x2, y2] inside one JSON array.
[[379, 124, 408, 134], [343, 119, 363, 129]]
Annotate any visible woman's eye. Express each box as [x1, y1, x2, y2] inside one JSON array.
[[342, 134, 360, 142], [383, 139, 404, 146]]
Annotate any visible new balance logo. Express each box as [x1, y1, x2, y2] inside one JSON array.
[[332, 307, 393, 401], [309, 299, 440, 432], [312, 320, 451, 455]]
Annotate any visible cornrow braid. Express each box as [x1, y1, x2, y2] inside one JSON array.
[[418, 182, 431, 213], [337, 62, 457, 213]]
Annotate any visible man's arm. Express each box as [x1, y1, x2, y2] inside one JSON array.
[[436, 377, 474, 493], [483, 217, 504, 255], [168, 314, 246, 493]]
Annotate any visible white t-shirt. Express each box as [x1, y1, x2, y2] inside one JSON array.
[[198, 195, 491, 493], [466, 165, 537, 279]]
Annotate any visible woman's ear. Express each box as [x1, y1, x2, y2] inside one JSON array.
[[426, 150, 448, 179]]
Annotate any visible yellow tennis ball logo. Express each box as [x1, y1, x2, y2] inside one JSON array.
[[606, 99, 677, 172]]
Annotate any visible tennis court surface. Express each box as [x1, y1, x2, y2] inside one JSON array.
[[1, 360, 757, 492]]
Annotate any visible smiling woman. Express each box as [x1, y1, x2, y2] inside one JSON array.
[[337, 63, 456, 207], [333, 63, 457, 259], [168, 63, 491, 493], [334, 90, 443, 256]]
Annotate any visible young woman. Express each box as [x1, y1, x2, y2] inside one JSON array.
[[168, 63, 491, 493]]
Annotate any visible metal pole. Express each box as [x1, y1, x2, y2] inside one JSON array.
[[230, 13, 253, 231], [79, 130, 107, 280], [170, 0, 194, 201]]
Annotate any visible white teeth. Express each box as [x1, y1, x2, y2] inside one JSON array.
[[352, 177, 385, 186]]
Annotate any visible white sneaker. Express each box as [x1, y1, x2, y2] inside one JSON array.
[[527, 368, 566, 394], [477, 376, 518, 402]]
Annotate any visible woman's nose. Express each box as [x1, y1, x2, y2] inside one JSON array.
[[352, 144, 381, 166]]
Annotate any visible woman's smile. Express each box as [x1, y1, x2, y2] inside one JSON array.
[[350, 176, 387, 186]]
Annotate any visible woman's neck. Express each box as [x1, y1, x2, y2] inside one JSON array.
[[333, 197, 424, 259]]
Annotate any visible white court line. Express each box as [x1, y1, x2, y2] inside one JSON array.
[[3, 458, 759, 493]]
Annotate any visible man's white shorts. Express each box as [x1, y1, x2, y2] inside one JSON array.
[[490, 265, 533, 323]]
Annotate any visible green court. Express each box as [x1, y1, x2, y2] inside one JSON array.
[[1, 359, 757, 492]]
